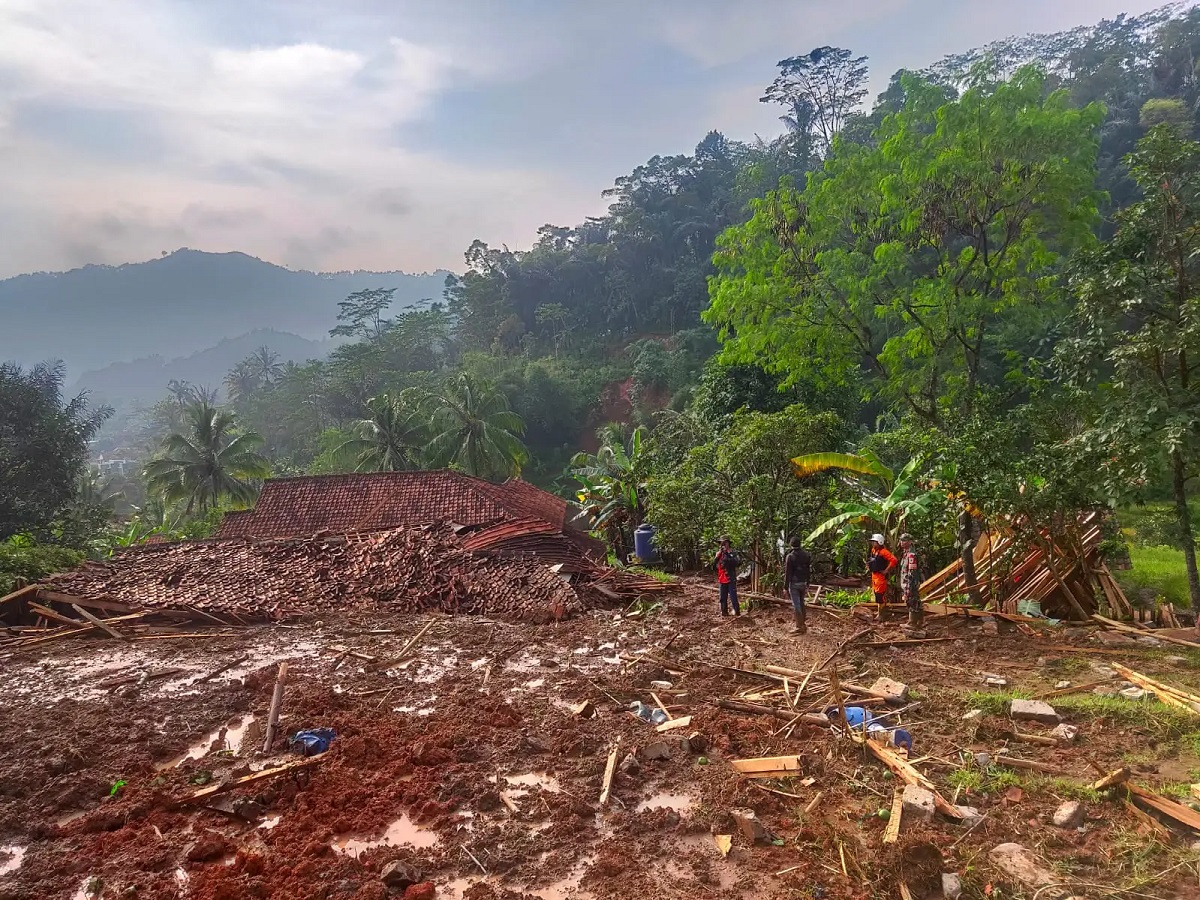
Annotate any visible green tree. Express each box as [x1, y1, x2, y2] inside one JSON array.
[[0, 361, 112, 540], [334, 392, 428, 472], [571, 425, 648, 558], [761, 47, 870, 156], [248, 346, 284, 385], [1062, 126, 1200, 611], [143, 402, 271, 515], [420, 374, 528, 480], [708, 66, 1103, 425], [330, 288, 396, 341]]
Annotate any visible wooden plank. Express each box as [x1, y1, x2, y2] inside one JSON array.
[[1123, 798, 1171, 837], [882, 788, 903, 844], [36, 590, 132, 614], [1091, 767, 1131, 791], [262, 662, 289, 753], [1033, 678, 1115, 700], [730, 755, 803, 776], [26, 602, 87, 628], [1127, 782, 1200, 832], [1112, 664, 1200, 713], [714, 698, 830, 728], [655, 715, 692, 733], [184, 756, 322, 803], [649, 692, 672, 721], [0, 585, 38, 605], [1007, 732, 1060, 747], [599, 744, 619, 806], [71, 604, 127, 640]]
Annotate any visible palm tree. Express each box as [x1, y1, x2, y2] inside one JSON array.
[[144, 402, 272, 515], [248, 346, 284, 385], [224, 361, 261, 406], [570, 424, 647, 558], [419, 374, 527, 479], [334, 392, 428, 472]]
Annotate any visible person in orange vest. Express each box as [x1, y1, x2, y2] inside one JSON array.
[[867, 533, 897, 609], [713, 536, 741, 617]]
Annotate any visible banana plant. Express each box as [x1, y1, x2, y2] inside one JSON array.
[[570, 425, 647, 557], [793, 451, 939, 552]]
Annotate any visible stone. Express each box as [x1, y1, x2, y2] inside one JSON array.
[[1166, 655, 1189, 665], [1010, 699, 1060, 725], [989, 843, 1056, 888], [1052, 800, 1085, 828], [1063, 627, 1090, 640], [901, 785, 935, 827], [381, 862, 422, 891], [962, 709, 984, 722], [730, 808, 771, 843], [955, 805, 984, 828], [942, 873, 963, 900], [1050, 723, 1079, 743], [981, 617, 999, 636], [684, 732, 708, 754], [619, 753, 641, 776], [869, 677, 910, 702], [1136, 636, 1163, 647], [974, 752, 992, 769], [230, 798, 266, 820], [1119, 686, 1149, 700], [985, 677, 1009, 688], [650, 680, 673, 690], [403, 885, 435, 900], [1095, 631, 1137, 647], [1055, 681, 1071, 690], [640, 741, 673, 761]]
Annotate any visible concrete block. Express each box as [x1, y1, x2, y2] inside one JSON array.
[[869, 677, 909, 702], [989, 843, 1055, 888], [901, 784, 935, 827], [1010, 699, 1060, 725], [730, 807, 770, 843], [1050, 723, 1079, 743]]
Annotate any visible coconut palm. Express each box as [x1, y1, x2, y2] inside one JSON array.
[[419, 374, 527, 480], [224, 361, 261, 406], [248, 346, 284, 385], [334, 392, 428, 472], [144, 402, 271, 515]]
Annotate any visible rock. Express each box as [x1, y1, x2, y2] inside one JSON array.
[[186, 831, 232, 863], [381, 862, 422, 891], [730, 808, 771, 843], [989, 843, 1056, 888], [640, 741, 672, 761], [901, 785, 935, 827], [403, 884, 435, 900], [1054, 681, 1071, 690], [981, 617, 999, 636], [1136, 636, 1162, 646], [942, 873, 963, 900], [1052, 800, 1085, 828], [684, 732, 708, 754], [962, 709, 984, 722], [231, 798, 266, 820], [869, 677, 909, 702], [974, 752, 992, 769], [650, 680, 673, 690], [985, 677, 1009, 688], [1119, 686, 1149, 700], [955, 805, 984, 828], [619, 753, 641, 776], [1166, 655, 1189, 665], [1010, 699, 1060, 725], [1050, 723, 1079, 743], [570, 700, 596, 718], [1095, 631, 1137, 647]]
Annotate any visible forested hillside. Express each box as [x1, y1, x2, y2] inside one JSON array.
[[9, 3, 1200, 613]]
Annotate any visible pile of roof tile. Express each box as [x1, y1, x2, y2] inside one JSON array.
[[40, 525, 586, 625]]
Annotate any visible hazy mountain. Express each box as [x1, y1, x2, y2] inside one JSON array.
[[72, 329, 336, 411], [0, 248, 450, 376]]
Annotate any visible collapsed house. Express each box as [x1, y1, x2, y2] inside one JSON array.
[[0, 472, 669, 646]]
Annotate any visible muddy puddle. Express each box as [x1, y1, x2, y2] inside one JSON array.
[[331, 813, 439, 856], [0, 844, 25, 876], [445, 854, 595, 900], [157, 712, 257, 769], [635, 792, 695, 814]]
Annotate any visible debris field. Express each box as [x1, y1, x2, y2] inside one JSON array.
[[2, 580, 1200, 900]]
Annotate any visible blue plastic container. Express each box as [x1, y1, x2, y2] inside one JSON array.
[[634, 524, 658, 561]]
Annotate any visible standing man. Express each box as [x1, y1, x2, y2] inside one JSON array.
[[784, 537, 811, 634], [899, 533, 923, 629], [714, 536, 741, 617], [867, 533, 897, 612]]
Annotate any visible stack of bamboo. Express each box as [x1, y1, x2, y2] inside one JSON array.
[[919, 511, 1131, 621]]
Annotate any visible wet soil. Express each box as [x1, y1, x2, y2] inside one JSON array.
[[1, 581, 1199, 899]]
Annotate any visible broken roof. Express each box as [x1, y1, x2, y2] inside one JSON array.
[[215, 470, 585, 544]]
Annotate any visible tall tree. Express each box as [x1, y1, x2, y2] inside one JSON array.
[[1062, 126, 1200, 611], [330, 288, 396, 342], [761, 47, 870, 156], [144, 402, 271, 515], [0, 361, 111, 540], [420, 374, 528, 480], [709, 66, 1104, 425], [248, 346, 284, 385], [334, 393, 428, 473]]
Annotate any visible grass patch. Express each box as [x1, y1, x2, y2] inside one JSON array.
[[821, 589, 871, 609], [948, 768, 983, 793], [1117, 545, 1194, 608], [963, 690, 1033, 716], [1037, 777, 1102, 803], [1053, 693, 1198, 735], [626, 566, 677, 583]]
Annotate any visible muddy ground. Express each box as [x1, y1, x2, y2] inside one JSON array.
[[2, 579, 1200, 899]]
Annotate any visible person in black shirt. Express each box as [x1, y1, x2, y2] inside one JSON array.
[[784, 537, 811, 635]]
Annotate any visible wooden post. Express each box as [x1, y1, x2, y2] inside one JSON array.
[[262, 662, 289, 753], [599, 743, 619, 806]]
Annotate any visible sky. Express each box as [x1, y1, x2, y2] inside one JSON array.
[[0, 0, 1176, 279]]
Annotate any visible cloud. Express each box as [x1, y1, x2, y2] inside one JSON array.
[[0, 0, 1178, 280]]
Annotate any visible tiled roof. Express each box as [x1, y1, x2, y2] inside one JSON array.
[[215, 471, 573, 541]]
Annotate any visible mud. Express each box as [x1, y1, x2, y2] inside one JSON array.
[[1, 580, 1199, 898]]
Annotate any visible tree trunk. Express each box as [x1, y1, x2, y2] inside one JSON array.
[[1170, 449, 1200, 613], [958, 509, 983, 607]]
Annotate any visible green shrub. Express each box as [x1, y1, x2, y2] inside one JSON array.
[[0, 535, 84, 593]]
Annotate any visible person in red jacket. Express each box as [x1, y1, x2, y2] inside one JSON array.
[[713, 536, 741, 617], [867, 533, 897, 609]]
